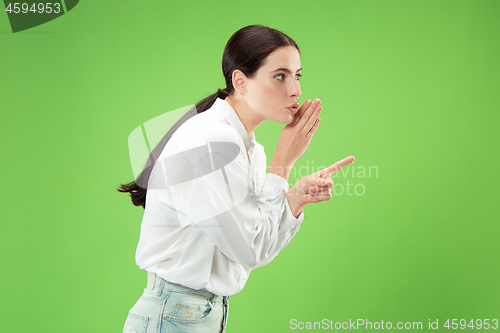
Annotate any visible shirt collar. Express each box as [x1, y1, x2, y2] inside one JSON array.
[[212, 97, 255, 152]]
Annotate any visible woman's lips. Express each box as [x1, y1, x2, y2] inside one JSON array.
[[287, 106, 298, 113]]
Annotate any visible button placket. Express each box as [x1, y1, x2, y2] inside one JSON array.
[[247, 148, 257, 191]]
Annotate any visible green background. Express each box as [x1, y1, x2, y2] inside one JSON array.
[[1, 0, 499, 332]]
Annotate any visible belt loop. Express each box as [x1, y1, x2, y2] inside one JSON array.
[[156, 276, 165, 296], [146, 271, 156, 290]]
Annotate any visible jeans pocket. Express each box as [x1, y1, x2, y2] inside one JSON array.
[[123, 311, 149, 333], [162, 291, 214, 324]]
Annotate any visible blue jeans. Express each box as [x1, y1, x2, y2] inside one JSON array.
[[123, 273, 229, 333]]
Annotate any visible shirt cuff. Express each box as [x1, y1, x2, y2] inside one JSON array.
[[280, 194, 304, 231], [264, 172, 290, 191], [265, 173, 304, 232]]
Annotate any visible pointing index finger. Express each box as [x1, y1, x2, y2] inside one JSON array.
[[324, 156, 355, 176]]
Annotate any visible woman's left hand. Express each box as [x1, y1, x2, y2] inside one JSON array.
[[286, 156, 355, 217]]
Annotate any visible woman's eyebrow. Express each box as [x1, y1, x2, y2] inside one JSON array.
[[270, 67, 302, 73]]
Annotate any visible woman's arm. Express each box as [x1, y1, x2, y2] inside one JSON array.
[[251, 194, 304, 269], [267, 98, 323, 217], [157, 128, 304, 269], [269, 99, 322, 178]]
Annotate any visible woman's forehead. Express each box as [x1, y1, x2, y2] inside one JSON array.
[[260, 47, 302, 72]]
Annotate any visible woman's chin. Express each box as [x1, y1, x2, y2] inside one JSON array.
[[285, 114, 296, 124], [269, 113, 295, 125]]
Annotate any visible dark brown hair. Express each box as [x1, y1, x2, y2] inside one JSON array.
[[117, 24, 300, 208]]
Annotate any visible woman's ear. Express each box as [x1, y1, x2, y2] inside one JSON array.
[[231, 69, 247, 94]]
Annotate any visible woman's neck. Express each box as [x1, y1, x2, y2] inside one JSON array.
[[224, 95, 263, 139]]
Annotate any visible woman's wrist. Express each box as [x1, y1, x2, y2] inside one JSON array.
[[285, 186, 306, 219], [268, 158, 294, 181]]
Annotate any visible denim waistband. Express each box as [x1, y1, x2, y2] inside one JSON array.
[[146, 271, 226, 303]]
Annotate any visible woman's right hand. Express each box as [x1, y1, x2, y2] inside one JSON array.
[[268, 99, 323, 179]]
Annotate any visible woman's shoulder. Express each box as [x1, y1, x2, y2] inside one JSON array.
[[163, 109, 244, 155], [182, 110, 240, 140]]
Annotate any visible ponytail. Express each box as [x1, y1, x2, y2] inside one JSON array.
[[194, 88, 230, 115]]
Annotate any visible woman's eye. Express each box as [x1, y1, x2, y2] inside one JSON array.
[[276, 73, 301, 81]]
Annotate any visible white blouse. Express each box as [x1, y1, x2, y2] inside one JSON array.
[[135, 97, 304, 296]]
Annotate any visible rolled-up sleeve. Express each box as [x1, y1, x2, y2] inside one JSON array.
[[252, 175, 305, 269], [156, 133, 303, 269]]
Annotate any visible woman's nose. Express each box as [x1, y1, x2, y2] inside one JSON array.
[[290, 78, 301, 97]]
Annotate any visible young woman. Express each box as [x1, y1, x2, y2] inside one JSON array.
[[118, 24, 355, 333]]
